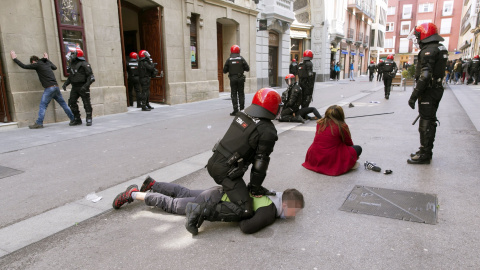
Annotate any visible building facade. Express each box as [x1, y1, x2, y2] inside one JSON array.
[[384, 0, 462, 67], [0, 0, 259, 127], [369, 0, 388, 64], [458, 0, 479, 58], [255, 0, 295, 88]]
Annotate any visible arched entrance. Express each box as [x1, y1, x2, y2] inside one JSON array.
[[118, 0, 166, 106], [216, 18, 239, 93], [268, 31, 279, 87]]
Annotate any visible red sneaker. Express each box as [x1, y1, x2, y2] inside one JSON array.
[[140, 176, 156, 192], [112, 185, 139, 209]]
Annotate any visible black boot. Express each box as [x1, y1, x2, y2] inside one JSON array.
[[230, 109, 238, 116], [141, 102, 150, 111], [86, 113, 92, 126], [185, 202, 203, 235], [408, 119, 435, 164], [146, 103, 154, 110], [69, 118, 82, 126]]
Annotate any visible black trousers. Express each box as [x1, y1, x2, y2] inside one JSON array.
[[383, 75, 392, 96], [352, 145, 362, 157], [297, 107, 321, 119], [140, 77, 151, 105], [144, 182, 223, 215], [369, 71, 375, 81], [230, 77, 245, 111], [377, 72, 383, 81], [128, 76, 141, 106], [68, 84, 92, 119]]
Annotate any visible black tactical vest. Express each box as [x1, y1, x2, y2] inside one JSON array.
[[127, 60, 139, 77], [383, 61, 394, 73], [218, 113, 258, 160], [226, 56, 245, 75], [69, 61, 88, 83]]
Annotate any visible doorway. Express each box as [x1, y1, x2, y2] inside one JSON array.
[[268, 31, 279, 87], [0, 54, 11, 122], [216, 22, 224, 92], [119, 0, 166, 104]]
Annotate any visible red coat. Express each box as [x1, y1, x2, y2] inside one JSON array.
[[302, 122, 358, 176]]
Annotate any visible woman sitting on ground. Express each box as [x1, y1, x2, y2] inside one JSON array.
[[302, 105, 362, 176]]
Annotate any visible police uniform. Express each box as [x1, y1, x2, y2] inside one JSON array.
[[279, 82, 303, 122], [138, 57, 156, 110], [470, 57, 480, 84], [368, 63, 376, 82], [207, 112, 278, 219], [376, 62, 384, 81], [223, 54, 250, 113], [382, 59, 398, 99], [289, 61, 298, 77], [298, 59, 314, 108], [65, 58, 95, 125], [126, 58, 141, 107], [408, 35, 448, 164]]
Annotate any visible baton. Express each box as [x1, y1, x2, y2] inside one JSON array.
[[412, 115, 420, 125]]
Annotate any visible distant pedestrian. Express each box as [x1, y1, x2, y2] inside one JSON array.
[[126, 52, 142, 107], [367, 60, 376, 82], [382, 55, 398, 99], [10, 50, 74, 129], [334, 62, 341, 80], [453, 59, 462, 84], [298, 50, 315, 108], [289, 58, 298, 80], [376, 60, 384, 81], [349, 60, 355, 81]]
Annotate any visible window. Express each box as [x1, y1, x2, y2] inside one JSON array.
[[400, 21, 411, 35], [399, 38, 409, 53], [379, 8, 386, 25], [440, 18, 452, 34], [419, 3, 434, 13], [417, 19, 432, 26], [190, 14, 199, 69], [442, 37, 450, 51], [386, 22, 394, 32], [377, 30, 384, 48], [403, 4, 412, 19], [387, 6, 396, 15], [385, 38, 393, 48], [54, 0, 86, 76], [443, 1, 453, 16]]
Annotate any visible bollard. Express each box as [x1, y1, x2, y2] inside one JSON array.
[[403, 78, 406, 91]]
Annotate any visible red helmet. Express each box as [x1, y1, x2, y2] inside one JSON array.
[[370, 60, 374, 64], [230, 45, 240, 54], [387, 54, 394, 60], [244, 88, 281, 120], [138, 50, 150, 59], [379, 59, 384, 62], [414, 23, 444, 44], [292, 59, 296, 62], [285, 74, 296, 86], [475, 55, 479, 59], [129, 52, 138, 60], [303, 50, 313, 60], [68, 47, 84, 61]]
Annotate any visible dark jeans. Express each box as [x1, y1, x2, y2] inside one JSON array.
[[36, 86, 74, 124], [297, 107, 321, 119], [352, 145, 362, 157], [144, 182, 223, 215], [69, 85, 92, 119]]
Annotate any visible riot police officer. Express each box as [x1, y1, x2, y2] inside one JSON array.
[[407, 22, 448, 164], [185, 88, 280, 231], [138, 50, 158, 111], [368, 60, 376, 82], [382, 55, 398, 99], [376, 60, 384, 81], [62, 48, 95, 126], [126, 52, 141, 107], [470, 55, 480, 85], [289, 58, 298, 79], [298, 50, 315, 109], [280, 74, 304, 123], [223, 45, 250, 116]]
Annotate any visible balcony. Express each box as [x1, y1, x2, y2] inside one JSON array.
[[356, 32, 363, 43], [347, 28, 354, 43], [363, 35, 369, 47], [347, 0, 375, 20]]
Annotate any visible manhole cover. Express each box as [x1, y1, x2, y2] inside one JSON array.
[[0, 165, 24, 179], [340, 185, 438, 224]]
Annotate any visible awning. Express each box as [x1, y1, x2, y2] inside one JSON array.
[[350, 52, 356, 55], [341, 50, 348, 54], [359, 53, 364, 57]]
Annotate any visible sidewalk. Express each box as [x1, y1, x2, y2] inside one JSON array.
[[1, 76, 480, 269]]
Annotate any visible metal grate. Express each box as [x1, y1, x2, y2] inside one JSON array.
[[340, 185, 438, 225]]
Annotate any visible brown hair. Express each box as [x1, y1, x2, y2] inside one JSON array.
[[30, 55, 39, 64], [282, 189, 305, 208], [316, 105, 350, 143]]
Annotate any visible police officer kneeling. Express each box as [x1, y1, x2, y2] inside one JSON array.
[[185, 88, 281, 233], [407, 23, 448, 164]]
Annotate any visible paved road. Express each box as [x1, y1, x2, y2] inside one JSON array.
[[1, 76, 479, 269]]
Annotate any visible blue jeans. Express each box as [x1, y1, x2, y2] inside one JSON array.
[[349, 70, 354, 80], [455, 72, 461, 82], [36, 86, 74, 124]]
